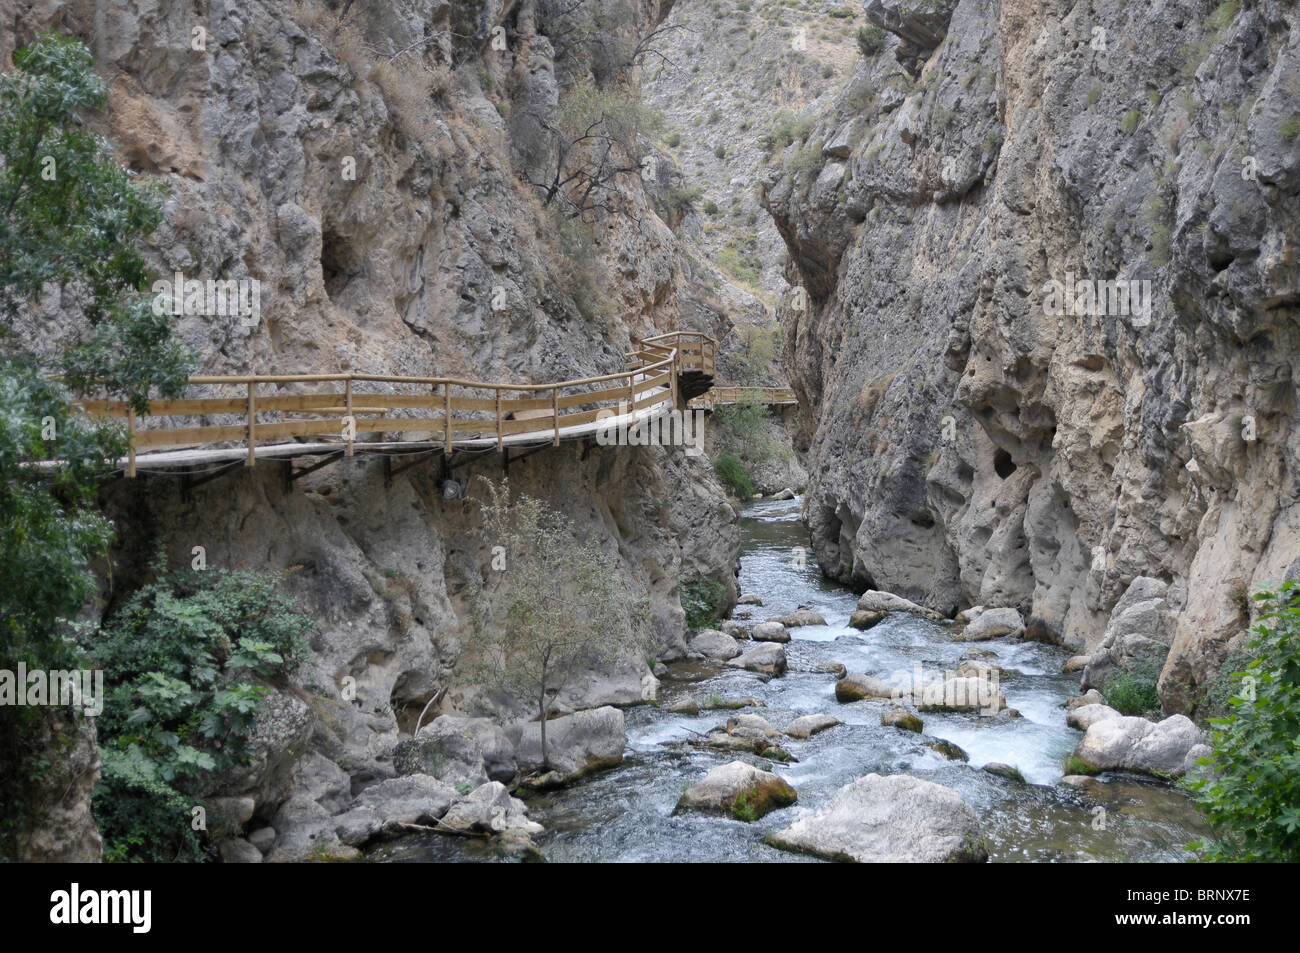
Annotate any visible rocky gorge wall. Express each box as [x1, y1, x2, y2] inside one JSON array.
[[761, 0, 1299, 715], [2, 0, 744, 857]]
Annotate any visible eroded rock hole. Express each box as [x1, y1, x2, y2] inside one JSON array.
[[993, 448, 1017, 479]]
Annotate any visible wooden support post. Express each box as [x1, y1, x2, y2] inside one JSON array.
[[443, 383, 452, 454], [495, 387, 503, 453], [551, 387, 560, 446], [344, 377, 354, 457], [127, 405, 137, 478], [246, 381, 257, 467], [627, 372, 635, 418], [670, 353, 678, 409]]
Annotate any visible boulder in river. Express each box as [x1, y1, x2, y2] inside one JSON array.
[[750, 620, 791, 643], [395, 715, 516, 786], [737, 594, 764, 606], [1066, 689, 1106, 709], [1066, 703, 1122, 731], [881, 706, 924, 733], [701, 715, 793, 760], [856, 590, 945, 621], [959, 607, 1025, 641], [982, 763, 1026, 783], [439, 781, 544, 837], [924, 738, 970, 761], [849, 609, 885, 630], [689, 628, 742, 661], [676, 761, 797, 820], [913, 675, 1006, 714], [776, 609, 827, 627], [785, 713, 841, 739], [768, 774, 987, 863], [726, 642, 787, 675], [955, 606, 986, 624], [835, 673, 902, 702], [1063, 655, 1090, 673], [513, 706, 626, 783], [1071, 713, 1205, 778], [331, 774, 460, 847], [813, 661, 848, 678], [719, 620, 750, 640]]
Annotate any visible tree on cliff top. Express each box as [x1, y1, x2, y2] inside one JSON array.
[[464, 479, 647, 772], [0, 33, 191, 858]]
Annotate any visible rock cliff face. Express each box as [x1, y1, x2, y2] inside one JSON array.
[[2, 0, 741, 855], [762, 0, 1299, 715]]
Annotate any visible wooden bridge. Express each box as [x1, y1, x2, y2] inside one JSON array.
[[73, 330, 795, 478]]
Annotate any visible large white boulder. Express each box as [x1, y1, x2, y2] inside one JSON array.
[[1072, 714, 1205, 777], [769, 774, 987, 863]]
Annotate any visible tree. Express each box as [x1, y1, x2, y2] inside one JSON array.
[[466, 480, 646, 771], [0, 33, 191, 858], [517, 75, 661, 222], [1188, 581, 1300, 862]]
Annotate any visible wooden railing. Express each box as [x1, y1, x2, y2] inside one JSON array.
[[75, 330, 718, 477], [691, 385, 797, 409]]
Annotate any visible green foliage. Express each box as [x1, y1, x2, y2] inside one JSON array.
[[1208, 1, 1240, 30], [1064, 754, 1099, 776], [1188, 582, 1300, 862], [665, 131, 681, 148], [732, 791, 758, 822], [465, 480, 647, 767], [1103, 668, 1161, 715], [1119, 108, 1142, 135], [845, 78, 876, 113], [856, 24, 886, 57], [1086, 84, 1102, 106], [87, 560, 313, 861], [703, 199, 720, 216], [0, 34, 191, 408], [1281, 116, 1300, 143], [680, 575, 725, 633], [0, 35, 191, 857], [714, 451, 756, 501]]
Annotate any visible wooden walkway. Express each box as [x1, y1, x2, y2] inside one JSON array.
[[689, 386, 797, 411], [71, 331, 789, 477]]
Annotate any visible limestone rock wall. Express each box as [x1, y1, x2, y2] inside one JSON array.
[[762, 0, 1299, 715]]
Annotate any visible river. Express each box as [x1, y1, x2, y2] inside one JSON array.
[[377, 495, 1208, 862]]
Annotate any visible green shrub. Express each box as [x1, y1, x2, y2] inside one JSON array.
[[681, 575, 726, 632], [703, 199, 720, 216], [856, 24, 886, 57], [714, 451, 756, 501], [88, 559, 313, 862], [1104, 670, 1161, 715], [1120, 108, 1142, 134], [665, 131, 681, 147], [1281, 116, 1300, 142], [1189, 582, 1300, 862]]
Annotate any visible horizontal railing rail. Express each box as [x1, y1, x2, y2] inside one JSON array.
[[74, 330, 720, 477]]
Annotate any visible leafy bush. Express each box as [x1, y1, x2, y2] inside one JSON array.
[[88, 561, 313, 862], [1103, 670, 1161, 715], [681, 575, 726, 632], [714, 451, 756, 501], [1188, 582, 1300, 862], [856, 24, 886, 57]]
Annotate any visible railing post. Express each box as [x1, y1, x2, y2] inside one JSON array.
[[246, 380, 256, 467], [443, 382, 452, 454], [670, 350, 678, 409], [495, 387, 503, 453], [627, 370, 636, 419], [552, 387, 560, 446], [127, 405, 137, 478], [344, 377, 354, 457]]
